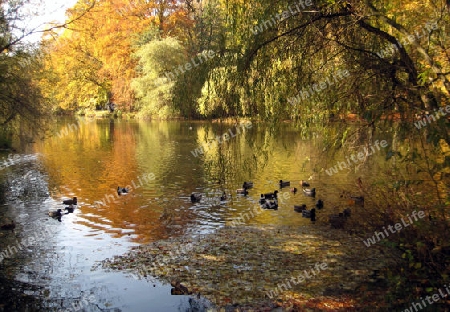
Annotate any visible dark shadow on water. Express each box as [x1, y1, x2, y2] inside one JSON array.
[[0, 275, 48, 311]]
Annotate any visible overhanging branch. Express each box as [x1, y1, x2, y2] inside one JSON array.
[[242, 11, 352, 70], [0, 0, 97, 53]]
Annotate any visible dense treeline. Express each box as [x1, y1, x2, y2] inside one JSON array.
[[1, 1, 449, 123], [36, 0, 450, 122]]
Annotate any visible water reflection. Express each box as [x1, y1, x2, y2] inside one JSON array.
[[0, 118, 422, 311], [33, 119, 398, 243]]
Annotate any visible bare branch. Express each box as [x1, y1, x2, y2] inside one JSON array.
[[0, 0, 96, 52]]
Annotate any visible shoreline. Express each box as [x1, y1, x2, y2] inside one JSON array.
[[100, 224, 399, 310]]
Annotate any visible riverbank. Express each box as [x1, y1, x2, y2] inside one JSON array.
[[99, 224, 402, 311]]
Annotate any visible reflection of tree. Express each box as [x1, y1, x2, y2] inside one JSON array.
[[198, 122, 315, 188], [0, 180, 6, 204]]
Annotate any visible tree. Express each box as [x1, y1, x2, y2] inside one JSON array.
[[0, 0, 47, 140], [0, 0, 96, 142], [131, 36, 186, 118], [188, 0, 449, 124], [40, 0, 194, 113]]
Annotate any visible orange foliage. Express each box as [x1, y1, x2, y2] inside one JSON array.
[[43, 0, 192, 111]]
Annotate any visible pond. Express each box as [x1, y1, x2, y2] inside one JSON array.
[[0, 118, 401, 311]]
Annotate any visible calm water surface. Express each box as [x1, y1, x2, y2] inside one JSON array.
[[0, 119, 390, 311]]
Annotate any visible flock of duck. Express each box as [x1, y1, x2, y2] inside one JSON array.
[[1, 186, 134, 232], [47, 186, 132, 221], [46, 197, 78, 221], [190, 179, 337, 223], [1, 181, 360, 232], [47, 186, 131, 221], [0, 197, 79, 232]]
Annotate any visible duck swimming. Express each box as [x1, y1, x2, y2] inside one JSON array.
[[303, 188, 316, 197], [290, 187, 297, 193], [279, 180, 290, 187], [0, 220, 15, 232], [220, 192, 227, 201], [315, 199, 324, 209], [117, 187, 129, 195], [259, 190, 278, 204], [294, 204, 306, 212], [190, 192, 202, 202], [242, 182, 253, 189], [261, 199, 278, 210], [48, 209, 62, 218], [300, 180, 310, 187], [62, 197, 77, 205], [236, 187, 249, 195]]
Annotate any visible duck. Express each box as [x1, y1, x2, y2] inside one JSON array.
[[236, 187, 249, 195], [261, 199, 278, 210], [48, 209, 62, 218], [1, 220, 15, 232], [242, 181, 253, 189], [279, 180, 290, 187], [65, 205, 74, 213], [302, 209, 311, 218], [310, 207, 316, 222], [294, 204, 306, 212], [300, 180, 310, 187], [220, 191, 227, 201], [62, 197, 77, 205], [259, 195, 266, 204], [315, 199, 324, 209], [259, 190, 278, 204], [290, 187, 297, 193], [263, 190, 278, 199], [117, 187, 129, 195], [190, 192, 202, 202], [303, 188, 316, 197]]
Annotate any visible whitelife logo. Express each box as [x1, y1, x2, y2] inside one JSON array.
[[265, 262, 328, 299], [287, 69, 350, 105], [190, 121, 252, 158], [325, 140, 388, 176], [363, 210, 426, 247], [250, 0, 314, 35], [414, 104, 450, 129]]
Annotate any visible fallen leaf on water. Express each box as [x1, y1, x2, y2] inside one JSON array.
[[98, 224, 399, 309]]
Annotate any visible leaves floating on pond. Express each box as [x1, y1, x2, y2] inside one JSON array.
[[98, 225, 399, 309]]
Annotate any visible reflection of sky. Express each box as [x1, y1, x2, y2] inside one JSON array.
[[15, 0, 78, 43]]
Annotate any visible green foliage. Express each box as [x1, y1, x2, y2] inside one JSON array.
[[0, 49, 48, 134], [0, 0, 52, 138], [131, 37, 186, 119]]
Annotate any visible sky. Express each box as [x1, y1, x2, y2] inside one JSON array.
[[17, 0, 78, 43]]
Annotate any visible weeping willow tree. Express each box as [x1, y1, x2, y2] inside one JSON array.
[[199, 0, 449, 121], [178, 1, 450, 306]]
